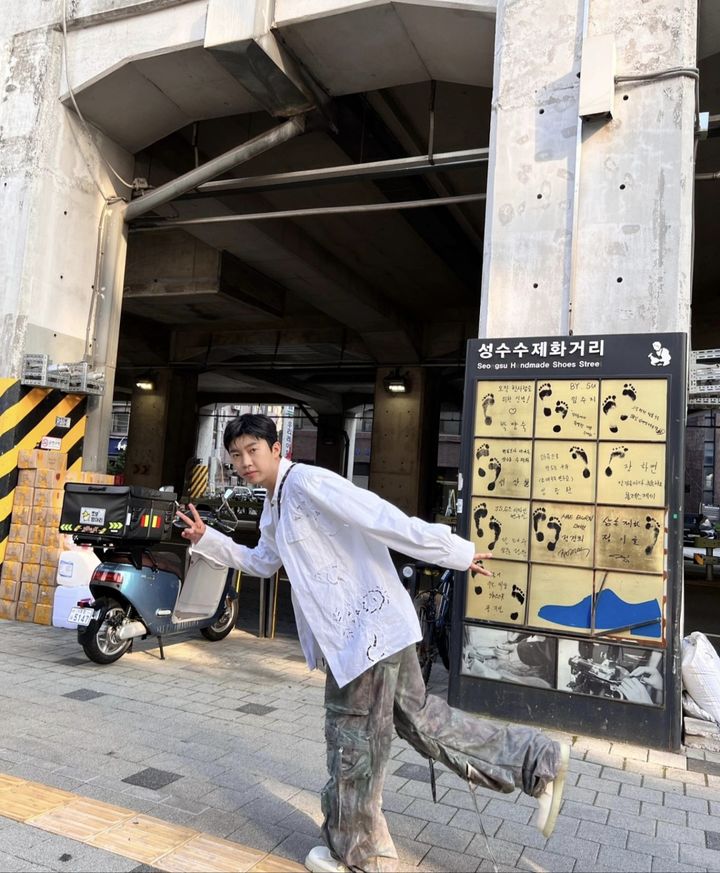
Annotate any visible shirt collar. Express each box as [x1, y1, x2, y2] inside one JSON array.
[[270, 456, 293, 504]]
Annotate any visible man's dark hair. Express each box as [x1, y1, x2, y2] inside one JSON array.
[[224, 414, 279, 451]]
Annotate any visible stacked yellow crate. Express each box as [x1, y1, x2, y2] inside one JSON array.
[[0, 450, 114, 625]]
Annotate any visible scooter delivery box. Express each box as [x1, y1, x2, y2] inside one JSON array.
[[59, 484, 177, 542]]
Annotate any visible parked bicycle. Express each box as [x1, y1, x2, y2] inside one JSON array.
[[412, 565, 454, 684]]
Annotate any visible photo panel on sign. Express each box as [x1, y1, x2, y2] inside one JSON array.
[[529, 501, 595, 567], [465, 559, 528, 625], [556, 639, 664, 706], [595, 442, 666, 507], [532, 440, 596, 504], [470, 497, 530, 561], [591, 570, 664, 642], [461, 625, 558, 690], [474, 381, 535, 438], [533, 379, 599, 440], [595, 505, 665, 574], [598, 379, 668, 441], [527, 564, 594, 634], [471, 438, 532, 499]]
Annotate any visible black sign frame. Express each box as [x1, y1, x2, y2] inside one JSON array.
[[448, 333, 687, 750]]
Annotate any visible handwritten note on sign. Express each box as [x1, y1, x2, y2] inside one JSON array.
[[533, 380, 599, 440], [595, 506, 665, 574], [529, 501, 595, 568], [532, 440, 596, 503], [595, 442, 666, 507], [474, 381, 535, 437], [472, 438, 532, 499], [598, 379, 667, 441], [470, 497, 529, 561], [465, 559, 528, 624]]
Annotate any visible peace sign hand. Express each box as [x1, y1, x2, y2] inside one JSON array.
[[175, 504, 207, 545]]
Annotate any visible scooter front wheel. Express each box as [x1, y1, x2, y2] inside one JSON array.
[[200, 595, 239, 641], [81, 597, 133, 664]]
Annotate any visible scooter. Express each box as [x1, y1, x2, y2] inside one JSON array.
[[67, 496, 241, 665]]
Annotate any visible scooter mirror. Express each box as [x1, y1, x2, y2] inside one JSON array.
[[224, 488, 234, 500]]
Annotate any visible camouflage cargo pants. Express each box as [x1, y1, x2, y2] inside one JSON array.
[[321, 644, 561, 872]]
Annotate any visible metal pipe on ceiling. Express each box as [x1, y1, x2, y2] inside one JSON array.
[[124, 116, 306, 222], [186, 148, 489, 197], [130, 192, 486, 230]]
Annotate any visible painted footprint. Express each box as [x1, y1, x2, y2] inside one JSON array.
[[475, 442, 490, 471], [511, 584, 525, 604], [482, 393, 495, 426], [621, 383, 636, 420], [474, 502, 488, 538], [539, 382, 553, 416], [570, 445, 591, 479], [602, 395, 620, 433], [487, 458, 502, 491], [645, 516, 661, 555], [605, 445, 628, 477], [547, 516, 562, 552], [553, 401, 568, 433], [533, 507, 547, 542], [488, 516, 502, 550]]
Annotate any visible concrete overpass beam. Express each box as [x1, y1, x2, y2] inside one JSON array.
[[205, 0, 315, 117]]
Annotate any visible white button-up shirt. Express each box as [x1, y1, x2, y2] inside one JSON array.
[[193, 457, 474, 687]]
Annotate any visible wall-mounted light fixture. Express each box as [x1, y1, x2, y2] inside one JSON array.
[[135, 375, 155, 391], [383, 368, 409, 394]]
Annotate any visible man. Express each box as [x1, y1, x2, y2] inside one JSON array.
[[177, 414, 569, 873]]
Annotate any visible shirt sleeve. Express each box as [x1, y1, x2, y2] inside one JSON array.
[[192, 524, 283, 579], [301, 469, 475, 571]]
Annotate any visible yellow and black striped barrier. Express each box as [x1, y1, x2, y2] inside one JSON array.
[[188, 464, 209, 500], [0, 380, 86, 565]]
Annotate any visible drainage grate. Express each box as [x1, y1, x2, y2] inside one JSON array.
[[62, 688, 106, 701], [236, 703, 277, 716], [122, 768, 182, 790], [392, 762, 432, 783]]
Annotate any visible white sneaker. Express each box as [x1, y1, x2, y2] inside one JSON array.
[[535, 742, 570, 838], [304, 846, 349, 873]]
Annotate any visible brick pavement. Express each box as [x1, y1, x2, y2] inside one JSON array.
[[1, 619, 720, 872]]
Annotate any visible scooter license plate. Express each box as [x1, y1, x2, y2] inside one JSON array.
[[67, 607, 96, 626]]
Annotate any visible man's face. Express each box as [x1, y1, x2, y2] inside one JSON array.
[[228, 434, 281, 490]]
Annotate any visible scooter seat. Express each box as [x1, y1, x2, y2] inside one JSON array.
[[114, 551, 184, 577]]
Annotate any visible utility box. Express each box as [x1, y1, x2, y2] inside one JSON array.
[[59, 485, 177, 542], [579, 34, 615, 120]]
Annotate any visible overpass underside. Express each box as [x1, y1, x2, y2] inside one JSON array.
[[63, 0, 494, 428]]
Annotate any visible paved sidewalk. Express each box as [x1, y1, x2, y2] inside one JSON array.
[[1, 620, 720, 872]]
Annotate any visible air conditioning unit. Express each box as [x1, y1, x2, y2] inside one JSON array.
[[21, 354, 70, 391], [20, 354, 104, 395]]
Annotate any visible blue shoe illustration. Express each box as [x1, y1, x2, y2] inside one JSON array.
[[539, 588, 661, 637]]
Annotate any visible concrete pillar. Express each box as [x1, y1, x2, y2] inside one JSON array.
[[315, 414, 347, 475], [161, 371, 199, 495], [0, 10, 133, 469], [480, 0, 696, 338], [369, 367, 437, 518], [196, 404, 217, 465], [345, 412, 359, 482], [123, 370, 171, 489]]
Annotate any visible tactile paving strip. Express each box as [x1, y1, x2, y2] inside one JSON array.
[[0, 774, 305, 872]]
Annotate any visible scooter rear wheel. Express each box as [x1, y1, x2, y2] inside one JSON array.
[[200, 595, 239, 641], [82, 597, 133, 664]]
